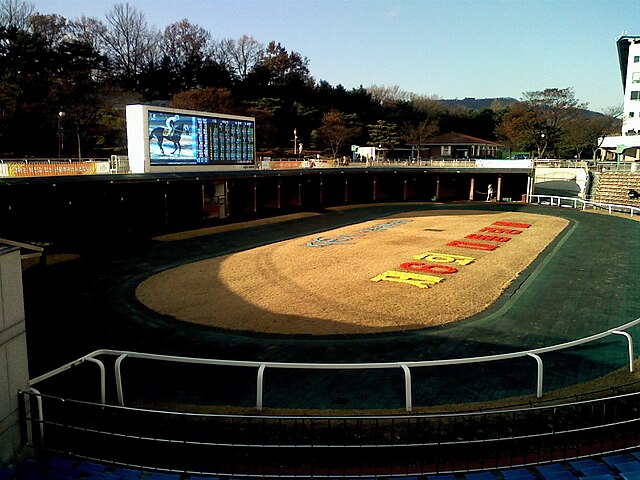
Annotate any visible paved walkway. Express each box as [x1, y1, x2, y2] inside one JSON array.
[[23, 203, 640, 410]]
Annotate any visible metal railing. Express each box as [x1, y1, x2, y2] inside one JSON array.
[[30, 315, 640, 414], [530, 194, 640, 217], [19, 387, 640, 477], [0, 238, 45, 261]]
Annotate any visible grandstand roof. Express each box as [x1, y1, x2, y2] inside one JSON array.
[[420, 132, 501, 146]]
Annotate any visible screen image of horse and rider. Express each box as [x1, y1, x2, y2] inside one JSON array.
[[148, 111, 255, 165], [148, 112, 198, 163]]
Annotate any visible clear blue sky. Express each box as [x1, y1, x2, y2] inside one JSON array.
[[32, 0, 635, 113]]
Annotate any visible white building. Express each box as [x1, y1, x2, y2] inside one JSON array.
[[599, 35, 640, 161], [618, 35, 640, 135]]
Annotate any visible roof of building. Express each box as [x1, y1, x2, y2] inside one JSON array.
[[616, 35, 640, 93], [420, 132, 501, 146]]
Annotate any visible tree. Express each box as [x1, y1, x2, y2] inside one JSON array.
[[315, 111, 360, 158], [69, 15, 106, 54], [213, 35, 263, 81], [0, 0, 33, 30], [368, 119, 401, 151], [28, 13, 67, 46], [403, 120, 438, 160], [161, 19, 212, 90], [169, 87, 237, 114], [495, 102, 544, 156], [409, 93, 444, 122], [262, 41, 312, 87], [100, 3, 159, 88], [521, 87, 587, 158], [367, 84, 409, 107], [51, 38, 110, 159], [562, 107, 622, 160]]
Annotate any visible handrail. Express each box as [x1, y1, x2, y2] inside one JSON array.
[[30, 316, 640, 413], [530, 194, 640, 217]]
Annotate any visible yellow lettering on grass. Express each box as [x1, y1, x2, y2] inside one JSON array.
[[412, 252, 475, 266], [370, 271, 443, 289]]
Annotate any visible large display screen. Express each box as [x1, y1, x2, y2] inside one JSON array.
[[148, 110, 255, 165]]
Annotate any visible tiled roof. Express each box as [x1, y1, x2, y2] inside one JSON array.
[[420, 132, 501, 146]]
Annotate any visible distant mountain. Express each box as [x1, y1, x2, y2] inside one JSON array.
[[439, 97, 519, 109], [438, 97, 606, 117]]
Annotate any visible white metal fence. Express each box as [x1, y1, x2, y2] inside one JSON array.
[[30, 316, 640, 413], [530, 194, 640, 217]]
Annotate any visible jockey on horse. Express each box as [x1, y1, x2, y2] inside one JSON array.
[[165, 114, 180, 137]]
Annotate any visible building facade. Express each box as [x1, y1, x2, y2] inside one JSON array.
[[618, 35, 640, 135], [598, 35, 640, 161]]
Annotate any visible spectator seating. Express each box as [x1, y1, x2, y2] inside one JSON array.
[[5, 452, 640, 480], [591, 172, 640, 206]]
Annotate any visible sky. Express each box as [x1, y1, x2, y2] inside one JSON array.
[[29, 0, 639, 113]]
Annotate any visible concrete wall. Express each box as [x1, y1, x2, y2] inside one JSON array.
[[0, 247, 29, 463], [533, 167, 590, 198]]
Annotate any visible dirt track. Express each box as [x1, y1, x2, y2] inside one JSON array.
[[137, 210, 568, 335]]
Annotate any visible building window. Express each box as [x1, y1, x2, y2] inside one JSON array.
[[441, 146, 451, 156], [635, 56, 640, 63], [631, 91, 640, 100], [631, 112, 635, 117], [634, 72, 640, 83]]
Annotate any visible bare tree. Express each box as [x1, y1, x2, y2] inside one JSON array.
[[212, 35, 263, 81], [0, 0, 34, 30], [69, 15, 107, 53], [162, 19, 211, 68], [409, 93, 444, 121], [100, 3, 159, 83], [403, 120, 438, 160], [367, 84, 410, 107]]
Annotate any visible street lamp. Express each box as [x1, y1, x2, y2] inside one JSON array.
[[57, 111, 65, 158], [293, 128, 298, 156]]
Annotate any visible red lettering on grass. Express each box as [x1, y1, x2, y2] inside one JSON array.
[[400, 262, 458, 274], [447, 240, 498, 251], [465, 234, 511, 242], [479, 227, 522, 234], [492, 221, 531, 228]]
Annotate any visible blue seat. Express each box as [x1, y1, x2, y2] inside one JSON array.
[[45, 457, 77, 470], [617, 462, 640, 473], [569, 459, 603, 473], [581, 475, 616, 480], [87, 473, 119, 480], [622, 472, 640, 480], [427, 475, 457, 480], [602, 454, 631, 467], [568, 460, 612, 477], [16, 459, 47, 479], [111, 467, 143, 479], [464, 473, 497, 480], [535, 465, 577, 480], [499, 467, 536, 480], [77, 461, 108, 474], [0, 466, 16, 480], [148, 473, 182, 480]]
